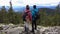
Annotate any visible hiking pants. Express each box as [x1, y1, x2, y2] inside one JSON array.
[[24, 21, 30, 34], [32, 20, 37, 32]]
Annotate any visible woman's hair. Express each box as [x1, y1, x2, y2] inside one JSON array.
[[26, 5, 30, 10], [33, 5, 36, 9]]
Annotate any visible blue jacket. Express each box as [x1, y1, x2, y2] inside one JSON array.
[[31, 8, 38, 20]]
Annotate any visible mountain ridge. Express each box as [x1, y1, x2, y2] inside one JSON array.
[[0, 6, 56, 12]]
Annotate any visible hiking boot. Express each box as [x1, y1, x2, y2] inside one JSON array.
[[34, 30, 37, 34]]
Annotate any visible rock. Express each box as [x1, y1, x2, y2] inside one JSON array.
[[41, 26, 60, 34], [0, 27, 3, 30], [0, 25, 60, 34]]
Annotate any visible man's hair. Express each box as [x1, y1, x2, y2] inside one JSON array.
[[26, 5, 30, 10], [33, 5, 36, 9]]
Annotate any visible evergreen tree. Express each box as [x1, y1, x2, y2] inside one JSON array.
[[8, 1, 15, 24], [0, 6, 8, 24], [55, 3, 60, 26]]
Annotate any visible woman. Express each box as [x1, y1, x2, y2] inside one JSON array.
[[22, 5, 32, 33]]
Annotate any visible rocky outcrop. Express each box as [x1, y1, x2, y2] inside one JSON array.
[[42, 26, 60, 34], [0, 24, 60, 34]]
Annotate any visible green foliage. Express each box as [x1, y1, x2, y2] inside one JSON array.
[[37, 4, 60, 26], [0, 6, 8, 24]]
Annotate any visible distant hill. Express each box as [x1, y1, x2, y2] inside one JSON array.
[[0, 6, 56, 12], [39, 8, 56, 15]]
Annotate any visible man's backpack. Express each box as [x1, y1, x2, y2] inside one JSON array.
[[34, 9, 40, 20]]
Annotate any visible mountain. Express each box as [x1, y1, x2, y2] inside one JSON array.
[[39, 8, 56, 15], [0, 6, 56, 12]]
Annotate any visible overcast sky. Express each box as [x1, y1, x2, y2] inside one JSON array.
[[0, 0, 60, 6]]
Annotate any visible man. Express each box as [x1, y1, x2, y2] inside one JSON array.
[[31, 5, 39, 33]]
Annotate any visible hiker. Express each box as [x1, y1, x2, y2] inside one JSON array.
[[31, 5, 39, 33], [22, 5, 32, 34]]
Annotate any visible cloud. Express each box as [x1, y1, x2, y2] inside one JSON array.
[[0, 0, 10, 6], [0, 0, 60, 6]]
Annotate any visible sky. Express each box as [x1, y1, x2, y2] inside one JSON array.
[[0, 0, 60, 6]]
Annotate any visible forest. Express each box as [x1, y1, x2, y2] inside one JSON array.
[[0, 2, 60, 26]]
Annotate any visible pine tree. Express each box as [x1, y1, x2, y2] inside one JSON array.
[[0, 6, 8, 24], [55, 2, 60, 26], [8, 1, 14, 24]]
